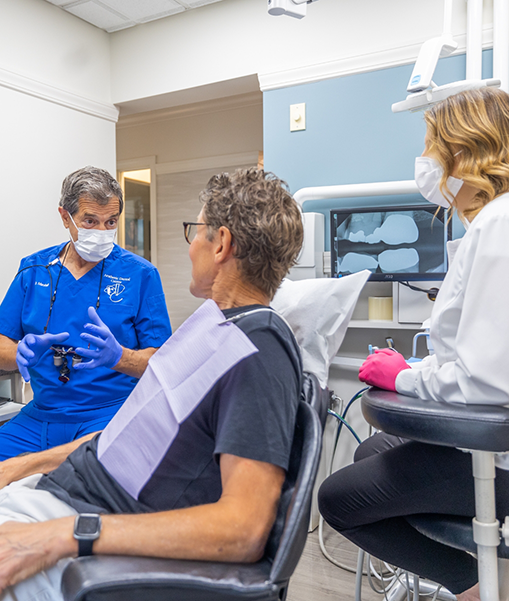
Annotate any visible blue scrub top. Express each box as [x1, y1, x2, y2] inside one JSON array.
[[0, 242, 172, 421]]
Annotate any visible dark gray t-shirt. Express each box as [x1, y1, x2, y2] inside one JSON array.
[[37, 305, 302, 514]]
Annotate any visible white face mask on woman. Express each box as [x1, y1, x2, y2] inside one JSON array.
[[69, 214, 116, 262], [414, 156, 464, 208]]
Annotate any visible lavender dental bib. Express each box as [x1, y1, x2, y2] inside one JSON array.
[[97, 299, 259, 499]]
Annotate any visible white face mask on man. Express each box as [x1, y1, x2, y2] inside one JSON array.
[[414, 156, 464, 208], [69, 214, 116, 262]]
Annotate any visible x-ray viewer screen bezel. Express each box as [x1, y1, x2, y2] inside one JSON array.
[[330, 204, 451, 282]]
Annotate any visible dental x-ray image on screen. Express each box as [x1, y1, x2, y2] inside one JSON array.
[[330, 205, 451, 281]]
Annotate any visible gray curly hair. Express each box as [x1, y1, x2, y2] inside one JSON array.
[[200, 168, 303, 299]]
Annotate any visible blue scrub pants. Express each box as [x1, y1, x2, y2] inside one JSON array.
[[0, 409, 113, 460]]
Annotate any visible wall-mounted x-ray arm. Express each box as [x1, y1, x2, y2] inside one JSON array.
[[392, 0, 501, 113], [406, 36, 458, 93], [392, 77, 500, 113]]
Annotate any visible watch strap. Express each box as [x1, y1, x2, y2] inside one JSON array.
[[78, 538, 95, 557]]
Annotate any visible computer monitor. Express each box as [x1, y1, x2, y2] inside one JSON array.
[[330, 204, 452, 282]]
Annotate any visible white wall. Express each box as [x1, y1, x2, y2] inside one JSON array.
[[110, 0, 494, 109], [0, 0, 117, 297], [0, 0, 111, 102], [0, 86, 116, 294]]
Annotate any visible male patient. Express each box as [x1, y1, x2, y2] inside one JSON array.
[[0, 168, 304, 601]]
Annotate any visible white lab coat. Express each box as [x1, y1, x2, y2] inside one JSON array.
[[397, 193, 509, 404], [395, 193, 509, 467]]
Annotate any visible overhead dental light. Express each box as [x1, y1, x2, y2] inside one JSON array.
[[392, 0, 502, 113], [267, 0, 318, 20]]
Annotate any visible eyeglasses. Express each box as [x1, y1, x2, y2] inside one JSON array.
[[183, 222, 207, 244]]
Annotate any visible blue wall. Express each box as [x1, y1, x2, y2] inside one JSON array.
[[264, 50, 493, 248]]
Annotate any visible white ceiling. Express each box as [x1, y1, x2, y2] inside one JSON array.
[[44, 0, 224, 33]]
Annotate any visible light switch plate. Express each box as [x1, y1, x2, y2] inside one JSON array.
[[290, 103, 306, 131]]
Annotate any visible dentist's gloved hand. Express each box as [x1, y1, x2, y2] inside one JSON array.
[[358, 348, 410, 392], [74, 306, 123, 371], [17, 332, 70, 383]]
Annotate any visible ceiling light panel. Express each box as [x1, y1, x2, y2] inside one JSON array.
[[43, 0, 225, 32], [44, 0, 75, 5], [65, 2, 132, 32], [99, 0, 183, 21], [179, 0, 223, 7]]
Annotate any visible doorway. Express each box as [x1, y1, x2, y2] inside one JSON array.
[[117, 158, 158, 266]]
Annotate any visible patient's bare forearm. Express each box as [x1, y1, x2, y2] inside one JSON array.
[[94, 455, 285, 563], [114, 347, 157, 379], [0, 432, 99, 488], [0, 335, 19, 371]]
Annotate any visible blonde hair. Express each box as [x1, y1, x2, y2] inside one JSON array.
[[424, 87, 509, 220]]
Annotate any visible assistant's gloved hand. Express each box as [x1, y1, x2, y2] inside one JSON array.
[[358, 347, 410, 392], [17, 332, 70, 383], [74, 306, 123, 371]]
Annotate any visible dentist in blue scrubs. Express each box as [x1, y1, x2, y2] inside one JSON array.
[[0, 166, 172, 459]]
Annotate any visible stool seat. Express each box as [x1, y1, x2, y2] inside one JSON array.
[[361, 389, 509, 452], [406, 514, 509, 559]]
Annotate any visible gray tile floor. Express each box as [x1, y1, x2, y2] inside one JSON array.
[[287, 524, 458, 601], [287, 523, 382, 601]]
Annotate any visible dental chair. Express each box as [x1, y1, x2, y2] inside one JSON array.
[[0, 369, 24, 424], [61, 372, 326, 601], [356, 388, 509, 601]]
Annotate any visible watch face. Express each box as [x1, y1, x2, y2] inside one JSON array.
[[75, 514, 101, 538]]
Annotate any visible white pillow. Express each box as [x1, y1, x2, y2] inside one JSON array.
[[271, 270, 370, 387]]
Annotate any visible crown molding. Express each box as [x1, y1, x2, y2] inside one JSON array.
[[116, 91, 262, 129], [117, 156, 157, 171], [259, 30, 494, 92], [0, 66, 119, 123], [155, 151, 259, 175]]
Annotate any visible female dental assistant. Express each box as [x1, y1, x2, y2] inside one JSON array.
[[0, 166, 172, 460], [318, 87, 509, 601]]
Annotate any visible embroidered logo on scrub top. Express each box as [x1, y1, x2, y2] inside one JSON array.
[[35, 281, 49, 287], [104, 274, 130, 304], [104, 283, 125, 303]]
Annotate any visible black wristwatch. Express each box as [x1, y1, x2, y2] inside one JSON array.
[[74, 513, 102, 557]]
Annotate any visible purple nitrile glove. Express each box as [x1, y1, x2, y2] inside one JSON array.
[[16, 332, 70, 382], [74, 306, 123, 371], [358, 347, 410, 392]]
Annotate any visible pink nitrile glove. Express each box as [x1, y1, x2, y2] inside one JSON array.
[[358, 348, 410, 392]]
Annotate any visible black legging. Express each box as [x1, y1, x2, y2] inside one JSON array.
[[318, 433, 509, 594]]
